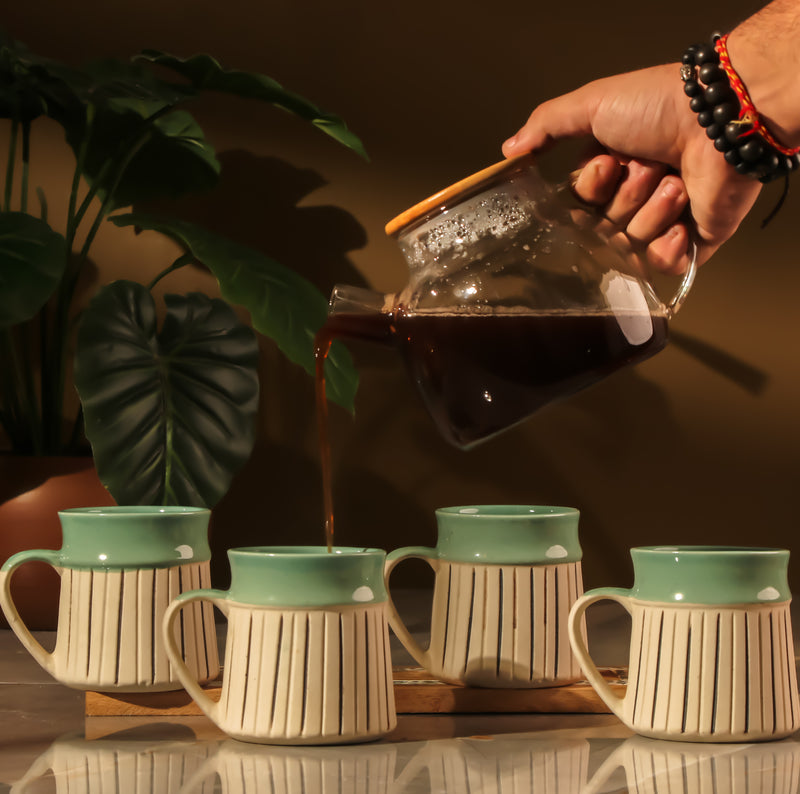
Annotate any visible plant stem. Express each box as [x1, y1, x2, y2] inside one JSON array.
[[0, 327, 40, 452], [46, 126, 154, 451], [65, 104, 94, 246], [17, 323, 42, 453], [46, 103, 176, 451], [147, 252, 195, 291], [4, 118, 17, 212], [19, 119, 30, 213]]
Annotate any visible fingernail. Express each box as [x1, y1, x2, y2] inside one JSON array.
[[503, 135, 518, 151], [661, 180, 683, 200]]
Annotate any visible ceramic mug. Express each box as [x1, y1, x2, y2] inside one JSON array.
[[0, 506, 219, 692], [163, 546, 397, 745], [568, 545, 800, 742], [384, 505, 585, 687]]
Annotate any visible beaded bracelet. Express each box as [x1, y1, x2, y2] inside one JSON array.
[[680, 33, 800, 184]]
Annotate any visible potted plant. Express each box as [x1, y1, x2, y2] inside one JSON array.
[[0, 33, 361, 506], [0, 35, 362, 626]]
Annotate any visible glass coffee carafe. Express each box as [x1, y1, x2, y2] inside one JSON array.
[[324, 154, 696, 449]]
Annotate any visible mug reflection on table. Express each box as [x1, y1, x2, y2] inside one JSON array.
[[582, 734, 800, 794], [9, 731, 217, 794], [392, 736, 590, 794], [176, 739, 398, 794]]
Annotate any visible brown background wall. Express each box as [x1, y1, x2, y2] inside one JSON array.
[[3, 0, 798, 592]]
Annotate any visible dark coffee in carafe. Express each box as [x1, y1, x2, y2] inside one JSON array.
[[317, 307, 668, 449]]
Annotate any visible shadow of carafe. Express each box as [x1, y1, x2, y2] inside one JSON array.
[[392, 736, 591, 793], [176, 739, 399, 794], [9, 726, 218, 793], [581, 734, 800, 794]]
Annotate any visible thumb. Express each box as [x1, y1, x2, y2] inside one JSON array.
[[502, 87, 596, 157]]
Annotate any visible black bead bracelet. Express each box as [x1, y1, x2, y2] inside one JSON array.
[[681, 35, 800, 184]]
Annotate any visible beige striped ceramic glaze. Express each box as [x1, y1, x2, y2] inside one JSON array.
[[179, 739, 398, 794], [583, 734, 800, 794], [167, 600, 395, 745], [622, 601, 799, 741], [392, 559, 585, 687], [2, 561, 218, 692]]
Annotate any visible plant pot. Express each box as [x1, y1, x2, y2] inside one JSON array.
[[0, 455, 116, 630]]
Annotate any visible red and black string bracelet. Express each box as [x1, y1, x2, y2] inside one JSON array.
[[681, 33, 800, 184]]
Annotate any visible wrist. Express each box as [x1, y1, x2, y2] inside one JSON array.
[[680, 35, 799, 183], [727, 16, 800, 149]]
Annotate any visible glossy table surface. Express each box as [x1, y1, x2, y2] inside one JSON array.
[[2, 596, 800, 793]]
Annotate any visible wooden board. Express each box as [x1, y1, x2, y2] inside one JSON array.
[[84, 667, 627, 717]]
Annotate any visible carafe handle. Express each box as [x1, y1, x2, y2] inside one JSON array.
[[667, 240, 697, 317], [561, 171, 698, 318]]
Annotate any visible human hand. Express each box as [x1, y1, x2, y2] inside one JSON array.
[[502, 63, 763, 271]]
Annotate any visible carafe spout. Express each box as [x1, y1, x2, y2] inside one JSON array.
[[328, 284, 394, 316], [324, 284, 397, 346]]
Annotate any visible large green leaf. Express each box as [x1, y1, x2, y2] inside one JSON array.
[[0, 212, 67, 327], [136, 50, 368, 160], [65, 105, 220, 210], [74, 280, 260, 507], [109, 213, 359, 412]]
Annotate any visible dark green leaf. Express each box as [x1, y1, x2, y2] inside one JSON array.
[[81, 58, 194, 105], [0, 212, 67, 327], [136, 50, 368, 160], [65, 107, 220, 210], [74, 280, 260, 507], [109, 213, 359, 412], [0, 35, 87, 123]]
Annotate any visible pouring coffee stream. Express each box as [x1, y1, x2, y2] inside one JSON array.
[[315, 154, 697, 550]]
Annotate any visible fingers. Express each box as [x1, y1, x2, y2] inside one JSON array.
[[502, 86, 596, 157], [571, 155, 691, 273], [571, 155, 623, 204]]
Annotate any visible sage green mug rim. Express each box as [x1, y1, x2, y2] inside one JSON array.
[[224, 545, 388, 607], [635, 545, 787, 555], [230, 545, 384, 557], [627, 544, 790, 605], [58, 505, 210, 517], [435, 505, 578, 518]]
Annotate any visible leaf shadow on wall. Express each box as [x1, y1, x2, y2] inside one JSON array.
[[139, 150, 371, 295]]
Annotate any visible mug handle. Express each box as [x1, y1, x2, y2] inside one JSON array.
[[0, 549, 61, 675], [384, 546, 438, 670], [567, 586, 632, 720], [163, 588, 228, 723]]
